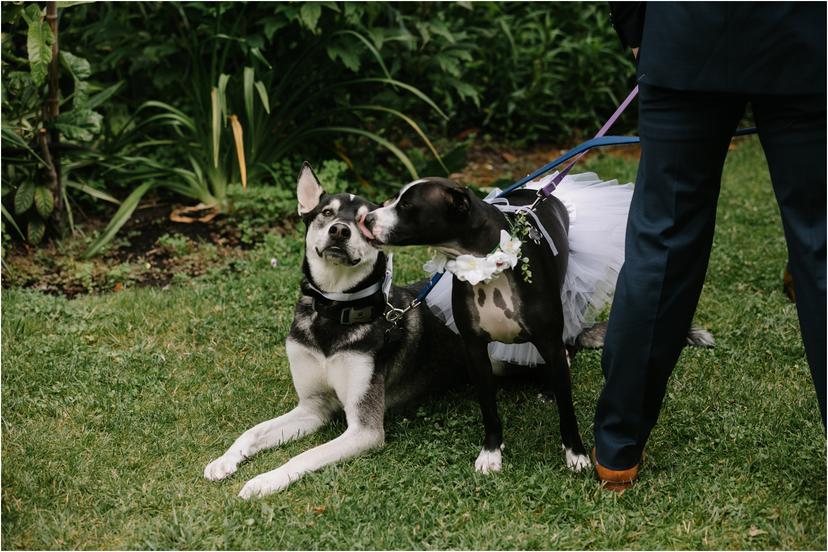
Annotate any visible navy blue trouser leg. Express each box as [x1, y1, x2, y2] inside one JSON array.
[[595, 85, 827, 470], [594, 84, 746, 470], [753, 94, 827, 427]]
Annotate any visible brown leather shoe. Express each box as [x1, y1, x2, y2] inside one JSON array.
[[592, 448, 639, 491]]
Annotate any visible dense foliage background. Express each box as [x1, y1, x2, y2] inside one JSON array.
[[2, 1, 634, 252]]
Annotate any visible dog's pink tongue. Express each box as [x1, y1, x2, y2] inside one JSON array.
[[357, 213, 375, 240]]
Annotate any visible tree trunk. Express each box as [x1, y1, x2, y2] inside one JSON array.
[[45, 1, 65, 236]]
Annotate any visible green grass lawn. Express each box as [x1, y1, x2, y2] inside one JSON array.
[[2, 137, 825, 550]]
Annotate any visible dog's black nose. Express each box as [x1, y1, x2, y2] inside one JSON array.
[[328, 223, 351, 240]]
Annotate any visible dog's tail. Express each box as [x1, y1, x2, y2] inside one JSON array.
[[576, 322, 715, 350]]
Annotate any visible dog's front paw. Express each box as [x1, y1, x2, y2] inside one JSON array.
[[563, 446, 591, 473], [238, 469, 294, 499], [204, 452, 243, 481], [474, 446, 503, 474]]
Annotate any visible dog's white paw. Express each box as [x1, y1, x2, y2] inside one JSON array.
[[563, 446, 591, 473], [204, 453, 243, 481], [475, 446, 503, 474], [238, 469, 294, 499]]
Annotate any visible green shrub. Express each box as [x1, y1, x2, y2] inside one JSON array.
[[1, 3, 124, 244], [386, 2, 637, 143]]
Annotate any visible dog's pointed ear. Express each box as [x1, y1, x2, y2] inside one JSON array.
[[444, 186, 471, 218], [297, 161, 325, 215]]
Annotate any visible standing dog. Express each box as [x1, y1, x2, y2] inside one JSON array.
[[361, 178, 599, 473], [204, 164, 464, 498]]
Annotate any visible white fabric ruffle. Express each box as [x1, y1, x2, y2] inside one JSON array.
[[424, 171, 633, 366]]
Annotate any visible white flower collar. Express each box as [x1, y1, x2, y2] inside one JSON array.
[[423, 230, 522, 285]]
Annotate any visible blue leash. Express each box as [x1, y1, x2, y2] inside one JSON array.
[[498, 127, 758, 198]]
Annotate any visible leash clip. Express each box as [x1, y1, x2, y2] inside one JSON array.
[[384, 298, 421, 324]]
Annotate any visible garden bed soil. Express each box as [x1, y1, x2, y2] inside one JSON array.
[[2, 142, 641, 298]]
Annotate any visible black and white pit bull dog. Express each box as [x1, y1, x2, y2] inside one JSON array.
[[359, 178, 594, 473]]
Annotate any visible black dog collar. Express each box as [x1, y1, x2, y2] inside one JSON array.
[[303, 258, 394, 325], [307, 286, 387, 325]]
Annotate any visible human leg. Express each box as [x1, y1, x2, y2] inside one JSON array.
[[753, 93, 827, 427], [594, 85, 746, 471]]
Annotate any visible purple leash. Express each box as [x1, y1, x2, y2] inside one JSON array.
[[536, 85, 639, 199]]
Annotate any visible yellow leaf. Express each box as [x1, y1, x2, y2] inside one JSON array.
[[228, 114, 247, 191]]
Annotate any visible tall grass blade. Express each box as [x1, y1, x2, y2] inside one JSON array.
[[253, 81, 270, 114], [353, 104, 448, 174], [243, 67, 255, 129], [217, 74, 230, 125], [61, 184, 75, 234], [82, 181, 155, 258], [65, 179, 121, 204], [2, 126, 48, 166], [243, 67, 255, 151], [211, 87, 220, 169], [1, 204, 25, 240], [350, 78, 449, 120], [86, 81, 125, 110], [303, 126, 418, 179]]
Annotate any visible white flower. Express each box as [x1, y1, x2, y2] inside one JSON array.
[[424, 230, 523, 285], [499, 229, 522, 257], [423, 252, 448, 274], [448, 254, 498, 285], [489, 250, 517, 271]]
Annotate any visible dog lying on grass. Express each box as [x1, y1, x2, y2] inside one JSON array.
[[204, 163, 467, 498]]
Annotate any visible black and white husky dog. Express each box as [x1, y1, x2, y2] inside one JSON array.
[[204, 163, 465, 499]]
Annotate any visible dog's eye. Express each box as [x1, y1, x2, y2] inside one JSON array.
[[321, 208, 334, 217], [398, 200, 411, 211]]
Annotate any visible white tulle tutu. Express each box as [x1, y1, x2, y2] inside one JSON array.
[[424, 171, 634, 366]]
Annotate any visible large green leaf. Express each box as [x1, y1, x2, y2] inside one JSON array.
[[299, 2, 322, 33], [326, 44, 360, 72], [53, 109, 103, 141], [24, 5, 54, 87], [332, 30, 392, 80], [27, 216, 46, 244], [34, 185, 54, 218], [59, 51, 91, 80], [14, 181, 35, 215]]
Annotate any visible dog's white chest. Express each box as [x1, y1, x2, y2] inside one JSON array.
[[471, 274, 523, 342], [285, 339, 374, 408]]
